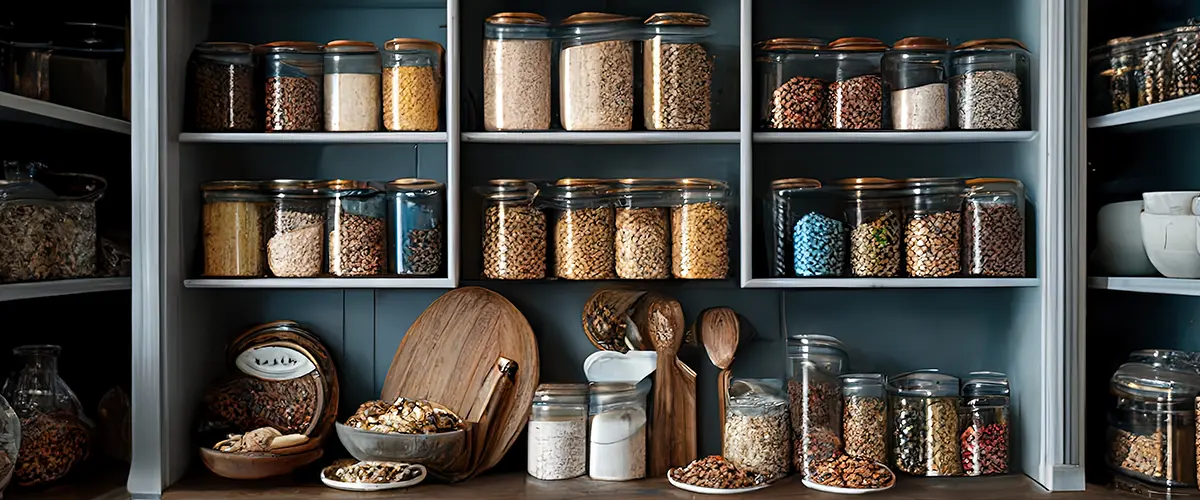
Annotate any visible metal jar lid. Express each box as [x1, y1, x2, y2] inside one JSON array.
[[888, 369, 959, 397], [486, 12, 549, 26]]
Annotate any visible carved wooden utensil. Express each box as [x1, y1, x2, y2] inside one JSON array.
[[698, 307, 740, 454], [639, 294, 693, 476]]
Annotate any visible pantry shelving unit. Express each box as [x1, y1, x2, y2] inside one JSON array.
[[0, 92, 132, 135], [177, 132, 449, 143], [1087, 277, 1200, 296], [1086, 92, 1200, 131]]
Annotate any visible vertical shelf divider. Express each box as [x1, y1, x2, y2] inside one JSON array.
[[738, 0, 754, 287], [447, 0, 461, 287]]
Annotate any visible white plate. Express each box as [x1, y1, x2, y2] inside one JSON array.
[[801, 478, 894, 495], [666, 473, 771, 495], [320, 462, 427, 491]]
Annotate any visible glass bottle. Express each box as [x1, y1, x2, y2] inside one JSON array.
[[964, 178, 1026, 277], [883, 37, 950, 130], [382, 38, 443, 132], [643, 12, 713, 131], [827, 37, 887, 130], [949, 38, 1030, 130], [842, 373, 887, 463], [386, 179, 444, 276], [888, 369, 961, 476], [787, 334, 849, 478], [528, 383, 588, 480], [483, 12, 552, 131], [588, 380, 649, 481], [4, 345, 90, 486], [559, 12, 640, 131], [756, 38, 830, 129], [323, 40, 381, 132], [186, 42, 256, 132], [960, 371, 1010, 476], [258, 41, 324, 132]]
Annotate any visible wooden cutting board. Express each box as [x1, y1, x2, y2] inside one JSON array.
[[380, 287, 539, 475]]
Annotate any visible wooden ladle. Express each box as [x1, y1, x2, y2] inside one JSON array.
[[698, 307, 740, 454]]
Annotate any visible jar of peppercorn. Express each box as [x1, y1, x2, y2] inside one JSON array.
[[959, 371, 1010, 476], [839, 177, 905, 278], [827, 37, 888, 130], [755, 37, 830, 130], [786, 334, 849, 478], [766, 178, 844, 278], [258, 41, 324, 132]]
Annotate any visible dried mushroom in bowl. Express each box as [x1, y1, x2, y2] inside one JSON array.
[[345, 397, 463, 434]]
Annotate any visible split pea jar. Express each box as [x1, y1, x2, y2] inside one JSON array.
[[258, 41, 324, 132], [186, 42, 256, 132], [550, 179, 614, 280], [882, 37, 950, 130], [827, 37, 887, 130], [386, 179, 444, 276], [670, 178, 730, 279], [382, 38, 443, 132], [888, 370, 962, 476], [949, 39, 1030, 130], [559, 12, 640, 131], [611, 179, 672, 280], [1107, 351, 1200, 490], [841, 373, 887, 463], [643, 12, 713, 131], [839, 177, 904, 277], [960, 372, 1011, 477], [324, 180, 385, 277], [755, 37, 829, 129], [903, 177, 965, 278], [483, 12, 552, 131], [964, 178, 1026, 277], [787, 334, 849, 478], [766, 178, 844, 278], [201, 181, 267, 277], [527, 383, 589, 481], [262, 180, 326, 278], [479, 179, 546, 280], [323, 40, 381, 132]]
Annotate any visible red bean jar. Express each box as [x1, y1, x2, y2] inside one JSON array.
[[959, 372, 1010, 476]]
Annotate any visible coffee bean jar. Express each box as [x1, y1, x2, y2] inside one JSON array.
[[888, 370, 962, 477], [588, 380, 649, 481], [670, 178, 730, 279], [258, 41, 324, 132], [841, 373, 887, 463], [960, 372, 1011, 477], [483, 12, 552, 131], [382, 38, 443, 132], [882, 37, 950, 130], [1170, 24, 1200, 100], [949, 38, 1030, 130], [964, 178, 1026, 277], [324, 181, 385, 277], [643, 12, 713, 131], [262, 180, 326, 278], [1108, 37, 1137, 113], [724, 379, 791, 481], [839, 177, 905, 278], [766, 178, 844, 278], [787, 334, 849, 478], [756, 37, 830, 130], [479, 179, 546, 280], [903, 177, 965, 278], [323, 40, 381, 132], [527, 383, 588, 481], [4, 345, 91, 486], [1130, 32, 1173, 107], [559, 13, 640, 131], [611, 179, 672, 280], [202, 180, 268, 277], [187, 42, 256, 132], [386, 179, 444, 276], [827, 37, 887, 130], [550, 179, 615, 280], [1106, 350, 1200, 491]]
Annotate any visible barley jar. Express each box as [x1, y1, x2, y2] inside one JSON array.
[[483, 12, 552, 131], [201, 180, 266, 277]]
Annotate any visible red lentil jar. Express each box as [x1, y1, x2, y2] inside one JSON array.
[[959, 371, 1010, 476]]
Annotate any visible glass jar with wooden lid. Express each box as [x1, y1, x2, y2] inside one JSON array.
[[611, 179, 674, 279], [386, 179, 444, 276], [559, 12, 641, 131], [484, 12, 552, 131], [827, 37, 888, 130], [755, 37, 830, 129], [902, 177, 965, 277], [882, 37, 950, 130], [257, 41, 324, 132], [478, 179, 546, 280], [323, 40, 381, 132], [670, 178, 730, 279], [382, 38, 443, 132], [262, 180, 326, 278], [643, 12, 713, 131], [768, 178, 843, 278], [323, 180, 385, 277], [187, 42, 256, 132], [950, 38, 1030, 130], [963, 177, 1025, 277], [201, 180, 267, 277], [549, 178, 615, 280], [839, 177, 905, 277]]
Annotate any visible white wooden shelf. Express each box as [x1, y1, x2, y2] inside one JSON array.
[[184, 278, 456, 289], [744, 278, 1041, 289], [1086, 276, 1200, 296], [1087, 94, 1200, 132], [753, 131, 1037, 143], [462, 131, 739, 144], [0, 277, 131, 302], [178, 132, 449, 144], [0, 92, 131, 135]]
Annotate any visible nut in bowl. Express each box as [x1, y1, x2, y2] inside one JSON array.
[[320, 459, 427, 492], [667, 456, 770, 495], [336, 398, 470, 475], [802, 455, 896, 495]]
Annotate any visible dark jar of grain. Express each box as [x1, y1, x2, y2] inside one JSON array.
[[258, 41, 324, 132], [1106, 352, 1200, 489], [478, 179, 546, 280], [949, 38, 1030, 130], [766, 178, 844, 278], [755, 37, 830, 130], [1087, 45, 1114, 118], [887, 370, 962, 477], [385, 179, 444, 276], [786, 334, 849, 478], [559, 13, 640, 131], [323, 40, 381, 132], [611, 179, 673, 280], [839, 177, 905, 278], [382, 38, 443, 132], [550, 179, 615, 280], [323, 180, 385, 277], [827, 37, 887, 130], [484, 12, 552, 131], [1170, 24, 1200, 100], [841, 373, 887, 463], [1107, 37, 1137, 113], [882, 37, 950, 131], [960, 371, 1011, 477], [5, 345, 92, 486], [964, 178, 1026, 277], [670, 178, 730, 279], [9, 40, 52, 101], [1129, 32, 1174, 108], [187, 42, 256, 132], [201, 180, 267, 277], [262, 180, 326, 278], [643, 12, 713, 131], [902, 177, 965, 278]]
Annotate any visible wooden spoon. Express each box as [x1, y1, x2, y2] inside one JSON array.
[[698, 307, 740, 455]]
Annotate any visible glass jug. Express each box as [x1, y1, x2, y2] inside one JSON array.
[[3, 345, 90, 486]]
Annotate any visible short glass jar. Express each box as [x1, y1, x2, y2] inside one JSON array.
[[483, 12, 552, 131], [259, 41, 324, 132], [950, 38, 1030, 130], [903, 177, 965, 278], [643, 12, 713, 131], [787, 334, 849, 478], [559, 12, 640, 131], [842, 373, 887, 463], [882, 37, 949, 130], [479, 179, 546, 280], [528, 383, 588, 481], [964, 178, 1025, 277], [1130, 32, 1173, 107], [827, 37, 887, 130], [386, 179, 443, 276], [187, 42, 256, 132], [382, 38, 443, 132], [724, 378, 790, 481], [324, 180, 385, 277], [671, 178, 730, 279], [611, 179, 672, 280], [588, 380, 649, 481], [201, 180, 266, 277], [323, 40, 381, 132], [888, 370, 962, 477], [960, 371, 1011, 477], [551, 179, 615, 280], [262, 180, 326, 278], [766, 178, 844, 278], [1108, 37, 1137, 112], [1171, 24, 1200, 100], [756, 38, 830, 129], [1107, 354, 1200, 489], [839, 177, 904, 278]]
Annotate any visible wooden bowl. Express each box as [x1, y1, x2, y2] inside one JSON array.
[[198, 447, 323, 480], [335, 423, 468, 474]]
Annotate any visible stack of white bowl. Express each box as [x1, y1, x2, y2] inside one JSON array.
[[1139, 192, 1200, 278]]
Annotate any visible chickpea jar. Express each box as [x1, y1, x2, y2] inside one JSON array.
[[756, 37, 830, 129], [382, 38, 443, 131], [479, 179, 546, 280], [484, 12, 552, 131], [258, 41, 324, 132], [323, 40, 381, 132], [671, 178, 730, 279], [559, 12, 640, 131], [550, 179, 615, 280], [643, 12, 713, 130]]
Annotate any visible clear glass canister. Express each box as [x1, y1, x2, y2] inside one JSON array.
[[903, 177, 965, 278], [787, 334, 849, 478], [883, 37, 949, 130], [324, 180, 385, 277], [756, 38, 830, 129], [484, 12, 552, 131], [201, 180, 266, 277], [187, 42, 256, 132], [964, 178, 1025, 277], [559, 12, 640, 131], [766, 178, 844, 278], [724, 379, 790, 481], [10, 41, 52, 101], [528, 383, 588, 481], [479, 179, 546, 280], [382, 38, 443, 132], [671, 178, 730, 279], [262, 180, 326, 278], [551, 179, 614, 280], [1108, 37, 1137, 112], [1088, 45, 1114, 117], [588, 380, 649, 481], [612, 179, 672, 280], [4, 345, 91, 486], [324, 40, 381, 132], [0, 389, 15, 495], [48, 22, 126, 118], [950, 38, 1030, 130], [386, 179, 443, 276], [1107, 355, 1200, 489], [1171, 24, 1200, 100], [888, 370, 962, 476], [839, 177, 904, 278], [259, 41, 323, 132], [1131, 32, 1173, 107], [827, 37, 887, 130], [643, 12, 713, 131], [842, 373, 887, 463], [960, 371, 1011, 476]]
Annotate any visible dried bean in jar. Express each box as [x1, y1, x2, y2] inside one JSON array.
[[643, 39, 712, 131], [905, 211, 961, 277], [190, 58, 255, 131], [614, 207, 669, 280], [789, 379, 843, 476], [828, 75, 883, 130], [1172, 28, 1200, 99], [961, 421, 1009, 476], [672, 202, 728, 279], [792, 212, 845, 277], [843, 396, 887, 463], [266, 76, 322, 131], [891, 397, 962, 476], [329, 213, 385, 277], [965, 203, 1024, 277], [770, 76, 827, 129], [402, 228, 441, 276], [849, 211, 901, 277], [953, 70, 1022, 130], [483, 205, 546, 280], [724, 404, 790, 481], [16, 413, 90, 486], [555, 207, 615, 280]]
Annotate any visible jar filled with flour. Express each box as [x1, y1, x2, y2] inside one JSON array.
[[527, 383, 589, 480], [588, 380, 650, 481]]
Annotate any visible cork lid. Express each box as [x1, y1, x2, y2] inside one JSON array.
[[387, 178, 443, 191], [828, 37, 888, 51], [561, 12, 639, 26], [892, 36, 949, 50], [966, 177, 1023, 186], [486, 12, 549, 26], [770, 178, 821, 190], [257, 41, 323, 53], [955, 38, 1029, 51], [676, 178, 729, 190], [324, 40, 378, 53], [556, 178, 608, 187], [756, 37, 826, 51], [644, 12, 710, 27], [384, 38, 443, 54], [196, 42, 253, 53]]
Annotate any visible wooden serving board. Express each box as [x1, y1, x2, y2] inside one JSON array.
[[380, 287, 539, 476]]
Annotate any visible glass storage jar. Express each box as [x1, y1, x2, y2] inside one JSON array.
[[382, 38, 443, 132], [643, 12, 713, 131], [551, 179, 615, 280], [4, 345, 91, 486], [386, 179, 443, 276], [724, 378, 790, 481], [261, 180, 325, 278], [479, 179, 546, 280], [1108, 37, 1137, 112], [903, 177, 965, 278], [0, 21, 11, 93], [787, 334, 849, 477], [766, 178, 844, 278], [964, 178, 1025, 277], [839, 177, 904, 278], [0, 389, 16, 495], [1131, 32, 1173, 107], [559, 12, 640, 131], [528, 383, 588, 481], [323, 40, 381, 132], [950, 38, 1030, 130], [611, 179, 671, 280], [187, 42, 256, 132], [671, 178, 730, 279], [484, 12, 552, 131], [756, 38, 830, 129], [1087, 45, 1114, 117], [9, 41, 52, 101], [960, 371, 1011, 476], [202, 180, 266, 277], [324, 180, 385, 277], [0, 163, 105, 283], [842, 373, 887, 463], [827, 37, 887, 130], [49, 22, 126, 118], [1107, 354, 1200, 489], [259, 41, 324, 132], [1171, 24, 1200, 100], [888, 370, 962, 476], [589, 380, 649, 481], [883, 37, 949, 130]]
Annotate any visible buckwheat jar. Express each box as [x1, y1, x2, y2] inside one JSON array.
[[950, 39, 1030, 130], [757, 38, 829, 129], [483, 12, 552, 131], [827, 37, 887, 130], [382, 38, 443, 131], [840, 177, 904, 278], [671, 179, 729, 279], [551, 179, 614, 280], [964, 178, 1026, 277], [559, 13, 640, 131], [480, 180, 546, 280], [612, 179, 672, 280], [259, 41, 324, 132], [201, 181, 267, 277], [766, 178, 844, 278], [325, 181, 385, 277], [323, 40, 381, 132], [882, 37, 950, 130], [386, 179, 444, 276], [904, 177, 965, 278], [262, 180, 326, 278], [643, 12, 712, 130]]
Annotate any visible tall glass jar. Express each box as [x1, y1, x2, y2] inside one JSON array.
[[186, 42, 256, 132], [903, 177, 965, 278], [888, 370, 962, 477], [827, 37, 887, 130], [323, 40, 381, 132], [1108, 37, 1137, 112], [9, 40, 52, 101], [882, 37, 949, 130], [842, 373, 887, 463], [528, 383, 588, 481], [724, 379, 790, 481], [382, 38, 443, 132], [964, 178, 1026, 277], [551, 179, 614, 280], [839, 177, 904, 277], [588, 380, 649, 481], [1131, 32, 1173, 107], [611, 179, 671, 280], [756, 38, 830, 129], [201, 180, 266, 277], [787, 334, 849, 478], [559, 13, 640, 131], [1170, 24, 1200, 100], [258, 41, 323, 132], [960, 372, 1011, 477], [1107, 355, 1200, 490], [4, 345, 90, 486], [671, 178, 729, 279], [643, 12, 712, 131], [262, 180, 325, 278], [766, 178, 844, 278], [479, 179, 546, 280], [949, 38, 1030, 130], [324, 180, 385, 277], [386, 179, 443, 276], [484, 12, 552, 131]]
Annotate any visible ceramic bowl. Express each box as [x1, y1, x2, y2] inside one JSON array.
[[198, 447, 323, 480], [335, 423, 468, 475], [1143, 191, 1200, 215], [1092, 201, 1156, 276], [1140, 213, 1200, 278]]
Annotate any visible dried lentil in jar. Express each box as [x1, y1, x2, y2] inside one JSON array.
[[324, 40, 381, 132], [483, 12, 552, 131], [187, 42, 256, 132], [756, 38, 829, 129], [840, 177, 903, 277], [671, 178, 729, 279], [643, 12, 713, 131], [1170, 24, 1200, 99], [950, 39, 1029, 130], [559, 13, 639, 131], [480, 180, 546, 280], [386, 179, 444, 276], [841, 373, 887, 463], [787, 334, 848, 478], [262, 180, 326, 278], [201, 181, 266, 277], [960, 372, 1011, 476], [888, 370, 962, 477], [259, 41, 324, 132], [767, 178, 843, 277], [883, 37, 949, 131], [723, 379, 791, 481], [964, 178, 1026, 277], [527, 384, 588, 481], [383, 38, 443, 132], [903, 178, 964, 278], [551, 179, 614, 280], [827, 37, 887, 130], [612, 180, 671, 280], [325, 181, 385, 277]]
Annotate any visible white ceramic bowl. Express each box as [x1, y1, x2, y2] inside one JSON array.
[[1092, 201, 1156, 276], [1143, 191, 1200, 215], [1141, 212, 1200, 278]]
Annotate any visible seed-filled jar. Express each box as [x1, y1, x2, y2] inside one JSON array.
[[1108, 37, 1137, 112], [1107, 353, 1200, 489], [551, 179, 614, 280], [671, 178, 729, 279], [386, 179, 443, 276], [324, 180, 385, 277], [612, 179, 672, 280], [643, 12, 713, 131], [840, 177, 904, 277], [960, 372, 1011, 477], [559, 12, 640, 131], [262, 180, 326, 278], [903, 177, 965, 277], [883, 37, 949, 130], [766, 178, 844, 278], [787, 334, 849, 478], [756, 38, 830, 129], [1131, 32, 1173, 107], [201, 181, 266, 277], [1171, 24, 1200, 100], [827, 37, 887, 130], [888, 370, 962, 476], [528, 383, 588, 481], [724, 379, 791, 481], [186, 42, 256, 132], [950, 38, 1030, 130], [842, 373, 887, 463], [382, 38, 443, 132], [589, 380, 649, 481], [964, 178, 1025, 277], [484, 12, 552, 131], [259, 41, 323, 132], [323, 40, 381, 132], [479, 180, 546, 280]]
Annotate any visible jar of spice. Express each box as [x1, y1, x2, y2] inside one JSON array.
[[882, 37, 949, 130], [551, 179, 615, 280], [259, 41, 323, 132], [903, 177, 965, 278], [479, 179, 546, 280], [324, 40, 381, 132], [787, 334, 849, 478], [671, 178, 730, 279], [1108, 37, 1136, 112], [841, 373, 887, 463], [324, 180, 385, 277], [528, 383, 588, 481], [949, 39, 1030, 130], [827, 37, 887, 130], [201, 180, 266, 277], [766, 178, 843, 278], [262, 180, 326, 278], [187, 42, 256, 132], [960, 372, 1011, 476], [386, 179, 443, 276], [840, 177, 904, 278], [1107, 352, 1200, 489], [964, 178, 1025, 277], [643, 12, 713, 131], [484, 12, 552, 131], [888, 370, 962, 476], [1170, 24, 1200, 100], [382, 38, 443, 132], [724, 378, 790, 481], [5, 345, 92, 486], [756, 38, 829, 129], [611, 179, 672, 280], [559, 12, 640, 131], [589, 380, 649, 481]]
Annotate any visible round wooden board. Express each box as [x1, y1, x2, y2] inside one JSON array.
[[380, 287, 539, 475]]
